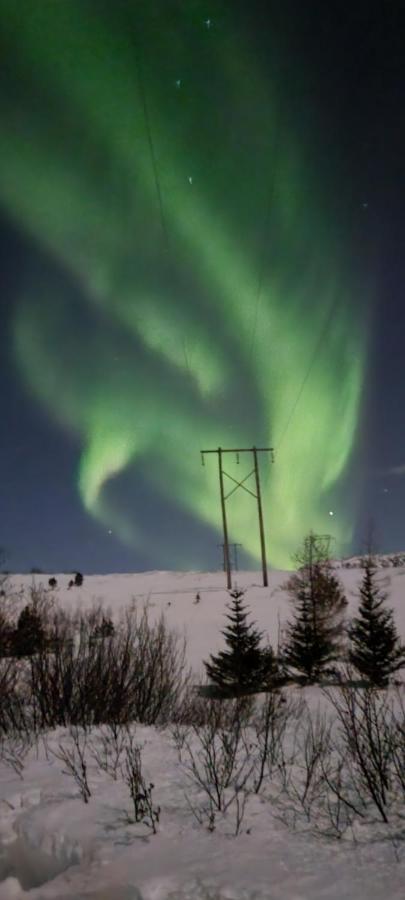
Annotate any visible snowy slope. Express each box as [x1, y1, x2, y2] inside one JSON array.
[[0, 568, 404, 900], [6, 566, 405, 671]]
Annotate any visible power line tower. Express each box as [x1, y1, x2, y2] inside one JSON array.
[[201, 446, 274, 589], [218, 542, 243, 573]]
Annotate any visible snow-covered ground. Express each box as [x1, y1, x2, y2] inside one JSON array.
[[0, 567, 404, 900]]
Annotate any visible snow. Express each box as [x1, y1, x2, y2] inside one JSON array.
[[0, 567, 404, 899], [6, 565, 405, 672]]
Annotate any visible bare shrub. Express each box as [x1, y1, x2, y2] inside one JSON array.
[[0, 578, 25, 638], [252, 690, 303, 793], [174, 684, 254, 728], [27, 606, 81, 728], [0, 728, 34, 779], [113, 604, 191, 725], [121, 729, 160, 833], [171, 693, 254, 755], [390, 688, 405, 800], [175, 697, 254, 834], [248, 685, 405, 842], [326, 684, 392, 823], [49, 726, 92, 803], [276, 703, 333, 827], [0, 656, 19, 731], [89, 721, 128, 780], [0, 588, 57, 738], [27, 601, 191, 729], [316, 748, 363, 838], [26, 586, 56, 624], [324, 682, 396, 824], [0, 653, 37, 739]]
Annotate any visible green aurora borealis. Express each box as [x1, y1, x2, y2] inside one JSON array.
[[0, 1, 366, 569]]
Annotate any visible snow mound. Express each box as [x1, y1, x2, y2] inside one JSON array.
[[0, 877, 27, 899]]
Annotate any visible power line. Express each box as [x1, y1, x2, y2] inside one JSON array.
[[133, 36, 192, 380], [248, 113, 282, 364], [247, 88, 339, 453], [133, 41, 169, 250], [275, 297, 339, 451]]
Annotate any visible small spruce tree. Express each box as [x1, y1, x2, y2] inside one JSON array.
[[94, 615, 115, 639], [204, 589, 275, 693], [282, 533, 347, 683], [14, 604, 45, 657], [349, 556, 405, 687], [0, 610, 13, 659]]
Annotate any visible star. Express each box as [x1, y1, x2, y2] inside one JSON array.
[[107, 529, 113, 535], [328, 510, 334, 516], [362, 202, 368, 209], [204, 18, 212, 28], [188, 175, 193, 184], [175, 79, 181, 88]]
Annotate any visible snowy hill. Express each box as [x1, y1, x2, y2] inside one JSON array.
[[6, 565, 405, 671], [0, 568, 404, 900], [339, 552, 405, 569]]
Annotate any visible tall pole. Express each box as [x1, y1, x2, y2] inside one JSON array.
[[201, 446, 274, 588], [218, 448, 232, 589], [253, 446, 268, 587]]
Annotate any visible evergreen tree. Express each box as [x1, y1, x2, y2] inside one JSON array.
[[93, 614, 115, 639], [14, 604, 45, 657], [282, 533, 347, 682], [349, 556, 405, 687], [204, 589, 275, 692], [0, 610, 13, 659]]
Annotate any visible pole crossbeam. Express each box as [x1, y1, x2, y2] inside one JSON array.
[[201, 446, 274, 588], [201, 447, 274, 457], [223, 469, 257, 501]]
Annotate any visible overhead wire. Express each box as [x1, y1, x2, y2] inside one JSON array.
[[133, 40, 170, 250], [275, 296, 339, 451], [135, 18, 340, 465], [133, 34, 192, 380], [246, 93, 340, 457], [266, 18, 368, 451], [248, 118, 282, 365]]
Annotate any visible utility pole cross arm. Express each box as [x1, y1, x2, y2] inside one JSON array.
[[201, 446, 274, 587]]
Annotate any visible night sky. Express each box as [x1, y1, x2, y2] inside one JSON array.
[[0, 0, 404, 574]]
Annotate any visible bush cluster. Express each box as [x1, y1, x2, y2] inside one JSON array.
[[0, 594, 192, 735], [172, 685, 405, 841]]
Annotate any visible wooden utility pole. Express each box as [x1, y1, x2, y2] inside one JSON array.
[[201, 446, 274, 588], [253, 446, 268, 587], [218, 447, 231, 588]]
